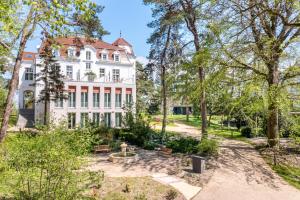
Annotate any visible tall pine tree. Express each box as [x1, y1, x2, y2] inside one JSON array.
[[35, 33, 66, 126]]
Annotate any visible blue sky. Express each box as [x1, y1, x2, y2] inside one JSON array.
[[25, 0, 152, 59]]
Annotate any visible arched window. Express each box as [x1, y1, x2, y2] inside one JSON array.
[[23, 90, 34, 109]]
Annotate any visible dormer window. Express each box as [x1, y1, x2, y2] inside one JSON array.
[[52, 49, 59, 57], [86, 51, 91, 60], [67, 48, 75, 57], [102, 53, 108, 61], [114, 54, 120, 62]]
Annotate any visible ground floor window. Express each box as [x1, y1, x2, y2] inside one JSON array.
[[104, 113, 111, 127], [80, 113, 89, 128], [115, 112, 122, 127], [68, 113, 76, 129], [93, 113, 100, 126]]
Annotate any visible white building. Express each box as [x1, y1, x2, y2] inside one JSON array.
[[17, 36, 136, 128]]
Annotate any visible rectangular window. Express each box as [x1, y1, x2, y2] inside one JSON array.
[[115, 112, 122, 127], [55, 97, 63, 108], [68, 49, 74, 57], [25, 68, 33, 80], [68, 86, 76, 108], [93, 93, 100, 107], [80, 113, 89, 128], [104, 113, 111, 127], [81, 87, 88, 108], [102, 54, 107, 61], [68, 113, 76, 129], [126, 94, 132, 105], [112, 69, 120, 82], [114, 54, 120, 62], [115, 88, 122, 108], [86, 63, 91, 70], [66, 66, 73, 79], [86, 51, 91, 60], [99, 68, 105, 78], [93, 113, 100, 126], [104, 88, 111, 108]]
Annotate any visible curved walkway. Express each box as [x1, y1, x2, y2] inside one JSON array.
[[193, 139, 300, 200]]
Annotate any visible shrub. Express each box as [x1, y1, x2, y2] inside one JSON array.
[[197, 139, 219, 157], [166, 137, 199, 154], [241, 126, 254, 138], [164, 189, 178, 200], [143, 141, 158, 150], [2, 133, 81, 198]]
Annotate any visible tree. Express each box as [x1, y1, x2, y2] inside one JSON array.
[[0, 0, 108, 142], [35, 33, 66, 126], [146, 1, 183, 139], [136, 61, 156, 114], [215, 0, 300, 146]]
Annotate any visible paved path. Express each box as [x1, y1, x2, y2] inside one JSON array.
[[85, 150, 201, 200], [152, 173, 201, 200], [193, 139, 300, 200], [152, 122, 201, 138]]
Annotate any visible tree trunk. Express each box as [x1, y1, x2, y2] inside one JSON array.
[[0, 7, 35, 142], [208, 114, 212, 127], [161, 66, 167, 137], [0, 34, 28, 142], [267, 64, 280, 147], [160, 26, 171, 141], [179, 0, 208, 139], [186, 107, 189, 122], [44, 99, 48, 126]]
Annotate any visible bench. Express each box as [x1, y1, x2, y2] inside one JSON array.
[[158, 147, 172, 157], [94, 145, 111, 153]]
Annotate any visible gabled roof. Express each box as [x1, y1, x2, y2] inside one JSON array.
[[112, 38, 132, 47]]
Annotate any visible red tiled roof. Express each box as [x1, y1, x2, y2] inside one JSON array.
[[40, 37, 126, 59], [22, 52, 36, 61], [112, 38, 132, 47]]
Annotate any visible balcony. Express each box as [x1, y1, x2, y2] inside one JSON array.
[[64, 76, 135, 85]]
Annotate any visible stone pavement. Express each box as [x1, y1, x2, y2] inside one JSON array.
[[152, 173, 201, 200]]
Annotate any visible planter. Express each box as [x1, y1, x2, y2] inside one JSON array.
[[191, 155, 206, 173]]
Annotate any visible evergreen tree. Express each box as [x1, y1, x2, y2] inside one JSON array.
[[35, 33, 66, 126]]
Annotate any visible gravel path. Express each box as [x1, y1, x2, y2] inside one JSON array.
[[193, 139, 300, 200]]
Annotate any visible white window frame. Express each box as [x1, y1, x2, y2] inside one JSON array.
[[55, 97, 63, 108], [104, 93, 111, 108], [115, 112, 122, 127], [66, 66, 73, 79], [112, 69, 120, 82], [93, 92, 100, 107], [81, 92, 88, 108], [99, 68, 105, 78], [115, 93, 122, 108], [86, 62, 91, 70], [102, 53, 108, 61], [68, 92, 76, 108], [25, 68, 33, 81], [67, 48, 75, 58], [86, 51, 91, 60], [114, 54, 120, 62], [68, 113, 76, 129]]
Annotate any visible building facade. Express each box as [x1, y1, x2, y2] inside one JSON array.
[[17, 36, 136, 128]]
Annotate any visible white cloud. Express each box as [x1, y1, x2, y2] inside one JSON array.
[[136, 56, 149, 66]]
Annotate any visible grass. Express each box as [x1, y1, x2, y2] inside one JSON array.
[[97, 177, 183, 200], [272, 164, 300, 190]]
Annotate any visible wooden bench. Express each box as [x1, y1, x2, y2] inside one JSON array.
[[158, 147, 172, 157], [94, 145, 111, 153]]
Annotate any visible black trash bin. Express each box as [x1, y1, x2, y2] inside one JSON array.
[[192, 155, 205, 173]]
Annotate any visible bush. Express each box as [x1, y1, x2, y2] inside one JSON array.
[[0, 130, 104, 199], [197, 139, 219, 157], [143, 141, 158, 150], [241, 126, 254, 138], [166, 137, 199, 154]]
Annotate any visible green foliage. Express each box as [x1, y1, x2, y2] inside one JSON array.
[[272, 164, 300, 190], [164, 189, 178, 200], [166, 137, 199, 154], [240, 127, 254, 138], [134, 193, 148, 200], [197, 139, 219, 157]]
